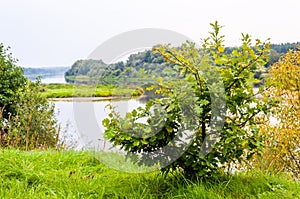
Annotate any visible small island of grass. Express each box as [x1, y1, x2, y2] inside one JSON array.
[[40, 83, 143, 99]]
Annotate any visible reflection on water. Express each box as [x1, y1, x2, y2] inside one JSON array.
[[54, 99, 145, 150]]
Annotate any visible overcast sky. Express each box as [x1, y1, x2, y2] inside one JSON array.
[[1, 0, 299, 67]]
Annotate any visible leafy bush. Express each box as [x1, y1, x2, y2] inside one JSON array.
[[256, 47, 300, 177], [0, 44, 58, 150], [0, 44, 26, 119], [103, 22, 272, 179]]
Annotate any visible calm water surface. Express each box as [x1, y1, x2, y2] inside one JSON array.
[[41, 75, 145, 150], [46, 76, 279, 151], [42, 75, 67, 84], [54, 99, 145, 150]]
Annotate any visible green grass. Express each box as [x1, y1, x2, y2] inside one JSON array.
[[40, 83, 143, 98], [65, 75, 156, 85], [0, 150, 299, 198]]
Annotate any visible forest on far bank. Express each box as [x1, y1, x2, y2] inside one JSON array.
[[23, 66, 70, 80], [64, 42, 300, 85]]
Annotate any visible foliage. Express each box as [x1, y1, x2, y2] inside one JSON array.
[[256, 46, 300, 177], [103, 22, 272, 179], [0, 150, 299, 199], [65, 59, 108, 84], [0, 44, 27, 119], [0, 79, 58, 150], [64, 49, 178, 85], [224, 42, 299, 68], [64, 40, 299, 85], [269, 42, 300, 54], [0, 44, 58, 150]]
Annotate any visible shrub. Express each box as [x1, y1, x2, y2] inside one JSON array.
[[0, 44, 26, 119], [255, 47, 300, 177], [0, 44, 58, 150], [103, 22, 272, 179]]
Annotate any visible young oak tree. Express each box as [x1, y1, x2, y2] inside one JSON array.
[[103, 22, 271, 178]]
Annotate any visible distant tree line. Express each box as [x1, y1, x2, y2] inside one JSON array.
[[65, 50, 174, 85], [64, 42, 300, 85], [23, 66, 70, 80]]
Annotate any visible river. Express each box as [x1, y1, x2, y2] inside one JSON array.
[[39, 75, 144, 150], [53, 98, 145, 150], [44, 76, 278, 151], [42, 75, 67, 84]]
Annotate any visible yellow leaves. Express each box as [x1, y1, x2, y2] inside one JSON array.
[[269, 47, 300, 93], [249, 50, 255, 58], [154, 88, 163, 95], [217, 46, 225, 53], [256, 46, 300, 176], [146, 85, 156, 91], [214, 57, 228, 65], [241, 140, 247, 148], [133, 140, 140, 147]]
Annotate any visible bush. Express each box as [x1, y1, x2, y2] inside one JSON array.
[[103, 22, 272, 179], [0, 44, 58, 150], [255, 47, 300, 177], [0, 44, 26, 119]]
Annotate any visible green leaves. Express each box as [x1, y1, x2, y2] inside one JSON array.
[[1, 44, 58, 150], [102, 22, 271, 179], [0, 44, 27, 119]]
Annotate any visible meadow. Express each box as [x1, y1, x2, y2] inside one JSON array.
[[40, 83, 143, 98], [0, 150, 299, 199]]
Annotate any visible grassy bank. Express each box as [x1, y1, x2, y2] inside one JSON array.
[[40, 84, 143, 98], [0, 150, 299, 198]]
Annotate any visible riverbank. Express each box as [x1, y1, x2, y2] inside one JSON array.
[[0, 149, 299, 198], [49, 96, 133, 102], [41, 83, 143, 98]]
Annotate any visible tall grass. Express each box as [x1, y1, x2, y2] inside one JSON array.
[[0, 150, 299, 198], [0, 81, 58, 150], [0, 109, 58, 150]]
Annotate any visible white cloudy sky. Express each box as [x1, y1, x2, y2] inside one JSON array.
[[1, 0, 299, 67]]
